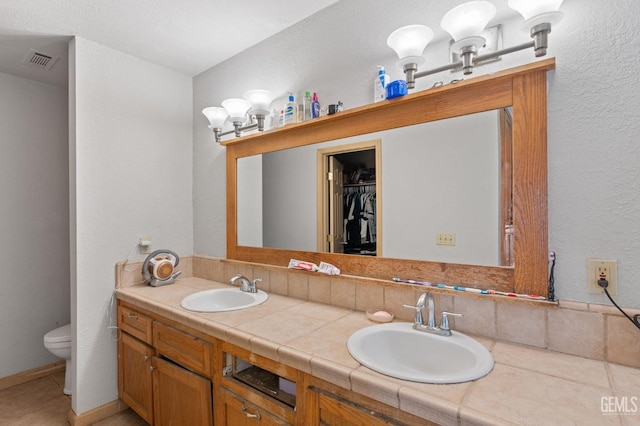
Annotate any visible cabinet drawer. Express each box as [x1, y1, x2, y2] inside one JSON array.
[[118, 305, 153, 344], [153, 322, 213, 377], [220, 388, 289, 425]]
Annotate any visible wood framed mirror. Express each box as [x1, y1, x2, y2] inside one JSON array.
[[224, 59, 554, 297]]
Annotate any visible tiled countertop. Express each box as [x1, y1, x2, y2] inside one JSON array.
[[115, 277, 640, 426]]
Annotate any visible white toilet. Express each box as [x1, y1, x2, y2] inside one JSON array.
[[44, 324, 71, 395]]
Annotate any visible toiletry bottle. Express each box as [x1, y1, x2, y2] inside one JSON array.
[[297, 104, 304, 123], [279, 109, 285, 127], [374, 65, 389, 103], [311, 92, 320, 119], [304, 91, 312, 121], [284, 93, 295, 125]]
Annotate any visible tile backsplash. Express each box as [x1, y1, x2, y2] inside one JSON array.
[[116, 254, 640, 369]]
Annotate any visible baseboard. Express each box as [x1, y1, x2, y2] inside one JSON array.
[[0, 360, 65, 391], [68, 399, 130, 426]]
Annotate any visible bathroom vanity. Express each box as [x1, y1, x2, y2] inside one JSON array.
[[115, 270, 640, 426], [116, 279, 435, 425]]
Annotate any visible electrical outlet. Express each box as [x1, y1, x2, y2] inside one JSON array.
[[139, 236, 152, 254], [588, 259, 617, 295], [436, 232, 456, 246]]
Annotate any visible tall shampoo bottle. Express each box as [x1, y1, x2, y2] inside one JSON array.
[[284, 93, 295, 125], [374, 65, 389, 103]]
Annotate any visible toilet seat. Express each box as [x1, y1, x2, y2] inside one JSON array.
[[44, 324, 71, 346]]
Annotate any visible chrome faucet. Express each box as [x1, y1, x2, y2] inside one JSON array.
[[403, 292, 463, 336], [229, 274, 261, 293]]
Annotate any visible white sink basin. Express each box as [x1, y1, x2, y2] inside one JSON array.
[[347, 322, 494, 384], [180, 288, 268, 312]]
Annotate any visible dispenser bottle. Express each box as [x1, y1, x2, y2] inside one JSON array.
[[374, 65, 389, 103], [284, 93, 295, 125]]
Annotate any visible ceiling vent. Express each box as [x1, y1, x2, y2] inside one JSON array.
[[22, 49, 59, 71]]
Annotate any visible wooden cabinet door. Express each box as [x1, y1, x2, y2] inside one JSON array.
[[152, 356, 213, 426], [305, 388, 408, 426], [219, 388, 289, 426], [317, 392, 399, 426], [118, 332, 154, 424]]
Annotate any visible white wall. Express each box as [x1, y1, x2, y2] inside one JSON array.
[[0, 71, 69, 378], [237, 154, 263, 247], [70, 37, 193, 414], [383, 111, 499, 265], [194, 0, 640, 308]]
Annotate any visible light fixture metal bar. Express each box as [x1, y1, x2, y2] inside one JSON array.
[[219, 123, 258, 138], [476, 40, 534, 63], [414, 40, 536, 81], [414, 61, 461, 79]]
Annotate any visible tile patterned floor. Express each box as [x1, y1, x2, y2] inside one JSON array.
[[0, 371, 147, 425]]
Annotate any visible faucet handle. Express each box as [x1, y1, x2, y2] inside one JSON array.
[[251, 278, 262, 293], [403, 303, 422, 312], [440, 311, 463, 331], [403, 303, 424, 326]]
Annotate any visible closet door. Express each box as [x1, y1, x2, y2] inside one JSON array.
[[329, 156, 345, 253]]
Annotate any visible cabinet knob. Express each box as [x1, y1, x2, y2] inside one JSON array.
[[144, 355, 149, 361], [127, 313, 138, 319], [149, 366, 154, 371], [241, 403, 261, 420]]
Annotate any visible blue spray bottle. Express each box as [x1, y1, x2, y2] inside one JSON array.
[[311, 92, 321, 118]]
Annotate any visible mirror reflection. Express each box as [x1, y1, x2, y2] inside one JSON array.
[[237, 109, 513, 267]]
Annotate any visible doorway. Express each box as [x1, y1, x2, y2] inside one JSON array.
[[317, 140, 382, 256]]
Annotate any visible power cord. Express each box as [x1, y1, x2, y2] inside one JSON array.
[[598, 278, 640, 330], [106, 290, 121, 341], [548, 251, 556, 301], [116, 241, 147, 288], [111, 240, 142, 337]]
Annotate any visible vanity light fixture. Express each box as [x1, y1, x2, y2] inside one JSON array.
[[508, 0, 565, 57], [440, 1, 496, 75], [243, 89, 276, 133], [387, 25, 435, 91], [387, 0, 565, 88], [202, 107, 229, 144], [221, 98, 252, 137], [203, 89, 276, 143]]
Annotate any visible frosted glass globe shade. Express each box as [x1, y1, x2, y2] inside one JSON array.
[[244, 89, 275, 116], [387, 25, 434, 64], [508, 0, 564, 20], [202, 107, 228, 129], [441, 1, 496, 41], [221, 98, 252, 122]]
